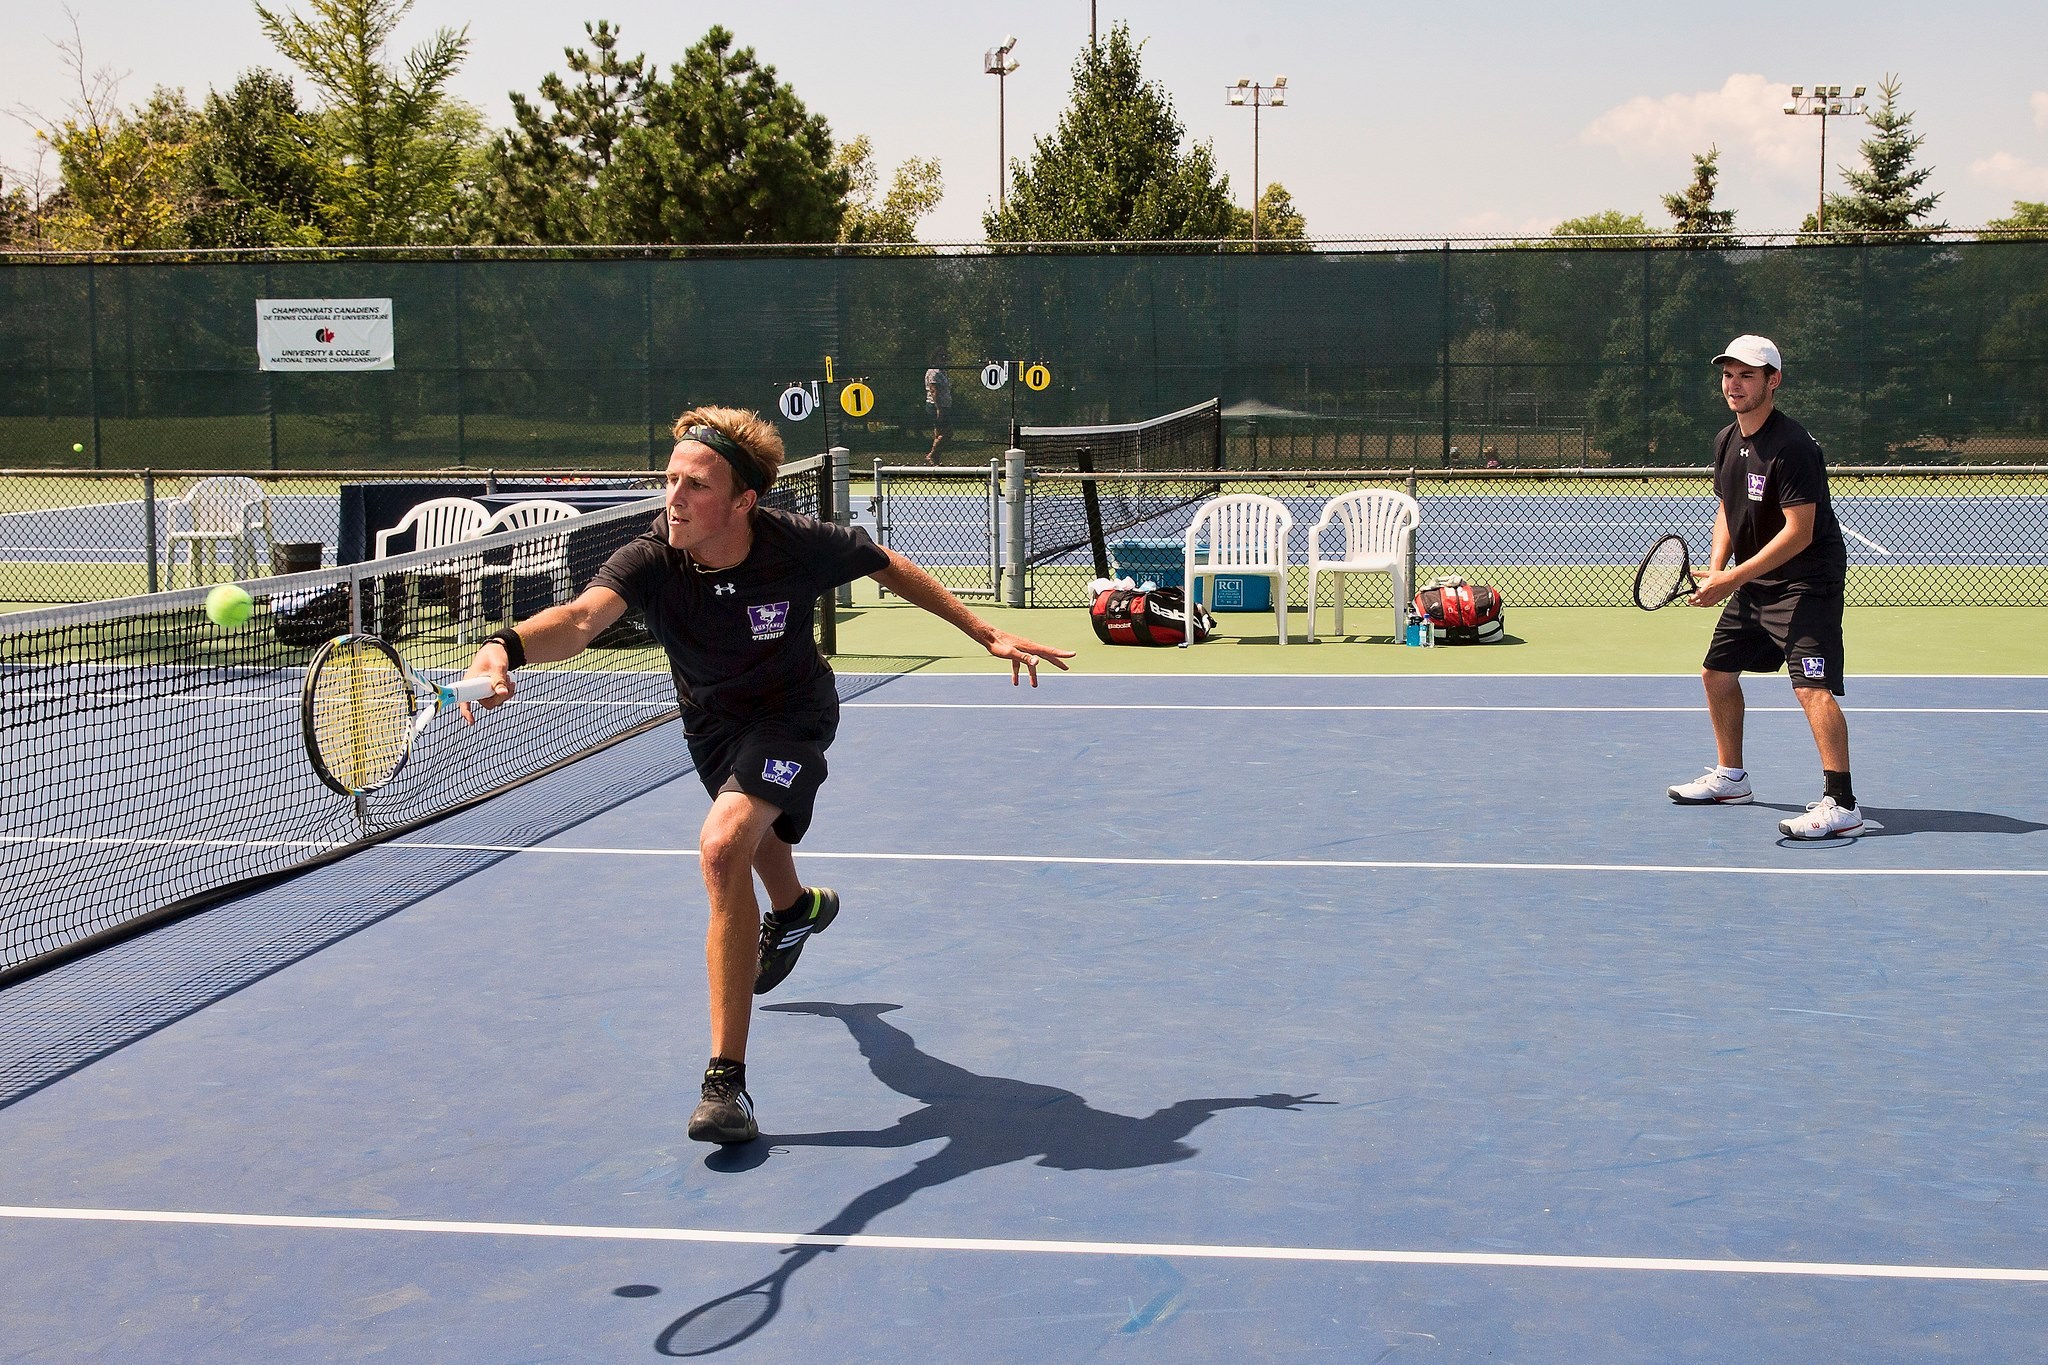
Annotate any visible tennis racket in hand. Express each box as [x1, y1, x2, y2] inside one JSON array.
[[301, 634, 497, 796], [1633, 535, 1701, 611]]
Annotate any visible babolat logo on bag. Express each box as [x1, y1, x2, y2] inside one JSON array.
[[1413, 575, 1506, 644], [1089, 587, 1214, 646]]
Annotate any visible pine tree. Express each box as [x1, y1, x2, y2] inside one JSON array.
[[1806, 75, 1944, 241], [985, 24, 1236, 244], [1662, 147, 1736, 246], [469, 21, 648, 245]]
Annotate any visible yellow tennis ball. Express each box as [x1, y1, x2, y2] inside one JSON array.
[[205, 583, 254, 628], [72, 442, 84, 453]]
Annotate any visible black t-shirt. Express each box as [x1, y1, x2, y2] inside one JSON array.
[[590, 506, 889, 722], [1711, 408, 1847, 590]]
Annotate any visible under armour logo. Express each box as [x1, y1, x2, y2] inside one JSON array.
[[712, 583, 736, 596]]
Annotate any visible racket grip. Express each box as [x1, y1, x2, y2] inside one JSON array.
[[444, 676, 498, 705]]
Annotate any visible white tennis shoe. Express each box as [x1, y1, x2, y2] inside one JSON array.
[[1667, 768, 1753, 804], [1778, 796, 1864, 840]]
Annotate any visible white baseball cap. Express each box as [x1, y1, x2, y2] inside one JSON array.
[[1712, 335, 1782, 370]]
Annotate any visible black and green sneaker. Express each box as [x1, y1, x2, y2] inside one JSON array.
[[754, 887, 840, 995], [687, 1058, 757, 1144]]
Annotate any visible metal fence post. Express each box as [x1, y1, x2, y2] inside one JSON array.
[[830, 446, 852, 608], [1003, 446, 1026, 607], [1403, 467, 1419, 594], [141, 468, 159, 593]]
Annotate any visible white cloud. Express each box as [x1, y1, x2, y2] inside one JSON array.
[[1969, 151, 2048, 198], [1451, 208, 1558, 239], [1581, 73, 1815, 178], [2033, 91, 2048, 129]]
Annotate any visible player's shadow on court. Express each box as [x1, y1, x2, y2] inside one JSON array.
[[655, 1001, 1325, 1356], [1757, 802, 2046, 839]]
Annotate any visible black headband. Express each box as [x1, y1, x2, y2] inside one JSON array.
[[679, 424, 768, 497]]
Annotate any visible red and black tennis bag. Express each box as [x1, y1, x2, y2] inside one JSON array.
[[1090, 587, 1214, 646], [1413, 575, 1506, 644]]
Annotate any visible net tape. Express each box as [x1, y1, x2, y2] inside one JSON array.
[[1, 456, 826, 981]]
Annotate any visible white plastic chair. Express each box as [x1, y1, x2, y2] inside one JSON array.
[[166, 476, 271, 588], [1305, 489, 1420, 642], [373, 496, 490, 638], [1183, 493, 1294, 645], [474, 498, 580, 624]]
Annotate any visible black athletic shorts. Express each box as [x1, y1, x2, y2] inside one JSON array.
[[684, 704, 838, 844], [1703, 583, 1846, 695]]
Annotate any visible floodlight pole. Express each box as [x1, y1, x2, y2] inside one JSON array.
[[986, 39, 1021, 211], [1783, 83, 1866, 232], [1227, 77, 1289, 246]]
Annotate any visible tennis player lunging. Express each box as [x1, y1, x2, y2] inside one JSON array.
[[463, 407, 1073, 1144], [1668, 335, 1862, 839]]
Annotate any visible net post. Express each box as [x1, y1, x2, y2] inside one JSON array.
[[141, 468, 159, 593], [830, 446, 853, 610], [1004, 446, 1026, 607], [1076, 448, 1110, 582], [818, 447, 842, 655]]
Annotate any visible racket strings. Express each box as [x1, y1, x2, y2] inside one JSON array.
[[1636, 538, 1691, 607], [308, 642, 412, 793]]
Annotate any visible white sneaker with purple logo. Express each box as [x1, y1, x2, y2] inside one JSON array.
[[1778, 796, 1864, 840]]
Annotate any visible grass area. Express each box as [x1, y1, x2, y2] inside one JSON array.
[[829, 579, 2048, 676]]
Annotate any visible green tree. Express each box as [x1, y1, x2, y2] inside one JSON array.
[[1227, 181, 1310, 249], [1541, 210, 1656, 247], [591, 26, 847, 244], [468, 20, 649, 245], [1662, 147, 1737, 246], [254, 0, 475, 244], [1985, 201, 2048, 241], [47, 85, 201, 249], [185, 69, 323, 247], [985, 24, 1237, 244], [836, 135, 944, 245], [1804, 75, 1944, 240]]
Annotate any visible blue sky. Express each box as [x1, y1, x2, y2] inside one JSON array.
[[6, 0, 2046, 241]]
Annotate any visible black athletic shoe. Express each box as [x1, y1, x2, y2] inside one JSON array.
[[754, 887, 840, 996], [687, 1061, 758, 1145]]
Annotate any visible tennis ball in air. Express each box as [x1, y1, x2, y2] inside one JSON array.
[[205, 583, 254, 628], [72, 442, 83, 453]]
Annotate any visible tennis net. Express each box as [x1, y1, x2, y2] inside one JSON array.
[[1, 455, 828, 984], [1018, 400, 1224, 570]]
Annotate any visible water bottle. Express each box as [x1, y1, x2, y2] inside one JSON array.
[[1419, 607, 1435, 648]]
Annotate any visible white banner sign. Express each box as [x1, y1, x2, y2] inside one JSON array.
[[257, 299, 395, 371]]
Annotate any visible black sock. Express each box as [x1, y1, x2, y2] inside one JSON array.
[[1823, 770, 1855, 810], [769, 891, 810, 922], [705, 1056, 746, 1088]]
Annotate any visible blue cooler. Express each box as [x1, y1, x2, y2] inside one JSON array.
[[1108, 538, 1272, 612]]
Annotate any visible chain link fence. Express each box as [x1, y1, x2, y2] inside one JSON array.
[[3, 241, 2043, 470], [0, 468, 663, 606], [1018, 466, 2048, 610]]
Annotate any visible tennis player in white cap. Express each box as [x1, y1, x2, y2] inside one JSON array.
[[1667, 335, 1863, 840]]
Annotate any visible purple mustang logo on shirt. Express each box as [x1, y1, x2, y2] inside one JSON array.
[[1745, 471, 1767, 502], [748, 601, 790, 641]]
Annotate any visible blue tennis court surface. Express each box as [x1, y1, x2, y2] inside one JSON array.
[[2, 672, 2045, 1359]]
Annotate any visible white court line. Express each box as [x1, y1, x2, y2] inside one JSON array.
[[845, 702, 2048, 715], [0, 1205, 2040, 1283], [384, 843, 2047, 879], [1841, 526, 1893, 555], [6, 838, 2043, 878]]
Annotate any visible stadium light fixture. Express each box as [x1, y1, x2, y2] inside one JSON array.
[[1783, 80, 1866, 232], [985, 38, 1021, 211], [1226, 77, 1290, 246]]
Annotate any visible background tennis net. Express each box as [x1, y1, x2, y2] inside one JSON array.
[[1, 456, 827, 983]]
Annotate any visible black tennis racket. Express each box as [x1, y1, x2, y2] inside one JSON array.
[[1633, 535, 1700, 611], [300, 634, 496, 796]]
